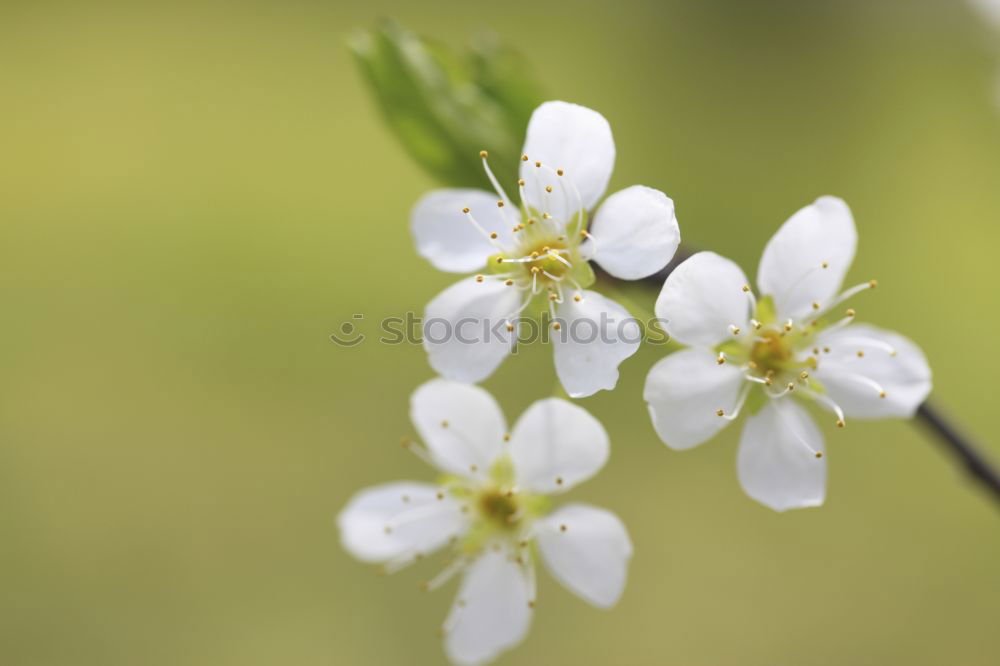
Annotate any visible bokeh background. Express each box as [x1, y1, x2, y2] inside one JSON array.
[[2, 1, 999, 664]]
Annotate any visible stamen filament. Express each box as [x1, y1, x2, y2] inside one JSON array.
[[826, 336, 898, 356], [422, 556, 468, 592], [463, 210, 507, 251], [718, 384, 752, 421], [821, 369, 887, 398], [822, 279, 878, 314], [742, 284, 757, 314], [773, 403, 826, 457], [804, 389, 847, 429], [480, 153, 513, 214]]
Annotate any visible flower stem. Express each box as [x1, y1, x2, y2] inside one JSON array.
[[915, 401, 1000, 507]]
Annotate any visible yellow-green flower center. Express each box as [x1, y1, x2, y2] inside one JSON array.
[[476, 487, 521, 529]]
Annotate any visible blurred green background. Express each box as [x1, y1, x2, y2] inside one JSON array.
[[2, 1, 999, 664]]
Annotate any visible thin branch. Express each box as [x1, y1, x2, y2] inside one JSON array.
[[915, 402, 1000, 505]]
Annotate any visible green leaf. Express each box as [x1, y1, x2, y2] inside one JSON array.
[[349, 20, 545, 189]]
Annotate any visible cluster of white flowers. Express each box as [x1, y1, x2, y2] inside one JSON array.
[[338, 101, 932, 664]]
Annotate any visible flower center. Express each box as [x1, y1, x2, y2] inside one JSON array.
[[476, 487, 521, 529], [749, 330, 796, 375], [463, 151, 598, 314]]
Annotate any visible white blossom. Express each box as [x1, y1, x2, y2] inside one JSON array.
[[644, 197, 932, 511], [338, 379, 632, 665], [412, 101, 680, 397]]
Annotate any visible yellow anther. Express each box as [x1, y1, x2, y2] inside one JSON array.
[[741, 284, 750, 292], [731, 326, 741, 335], [441, 420, 449, 428], [747, 360, 758, 370], [800, 371, 809, 380], [462, 207, 470, 214], [475, 275, 484, 283], [821, 261, 829, 269], [542, 246, 550, 252], [879, 391, 887, 398], [521, 154, 529, 161], [527, 218, 535, 225], [518, 178, 525, 186], [531, 266, 541, 274], [823, 346, 831, 353], [479, 150, 488, 158], [573, 294, 582, 302], [552, 322, 561, 330], [836, 419, 845, 428], [814, 451, 824, 459], [503, 433, 512, 442], [555, 477, 564, 485], [530, 251, 539, 258], [812, 301, 820, 310], [549, 293, 558, 301], [856, 350, 864, 357], [496, 257, 504, 264], [557, 169, 564, 176], [559, 524, 567, 532], [716, 408, 725, 417], [542, 213, 552, 219], [505, 323, 514, 332], [504, 279, 514, 286], [783, 320, 793, 332], [545, 185, 553, 193], [489, 232, 498, 239], [787, 383, 795, 391], [764, 377, 773, 386], [535, 161, 541, 168], [869, 279, 878, 288], [436, 491, 444, 500], [497, 200, 505, 208], [846, 308, 856, 317], [716, 353, 725, 365]]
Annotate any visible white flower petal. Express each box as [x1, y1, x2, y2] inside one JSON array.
[[411, 379, 508, 478], [813, 323, 932, 419], [337, 482, 465, 564], [412, 189, 509, 273], [536, 504, 632, 609], [737, 400, 826, 512], [553, 290, 641, 398], [424, 277, 523, 384], [589, 185, 681, 280], [508, 398, 609, 494], [757, 196, 857, 321], [654, 251, 751, 347], [444, 547, 532, 666], [644, 347, 745, 450], [519, 101, 615, 213]]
